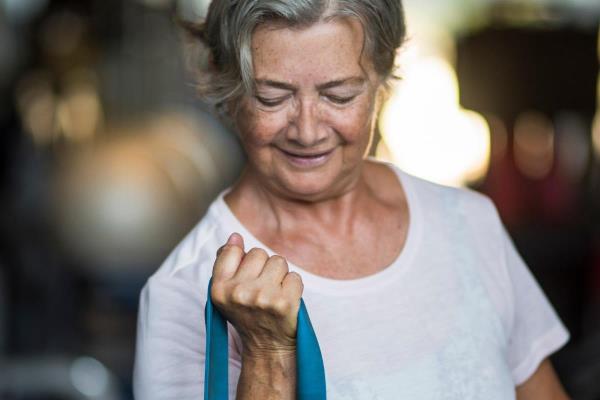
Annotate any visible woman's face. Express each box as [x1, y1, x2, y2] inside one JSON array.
[[235, 17, 383, 201]]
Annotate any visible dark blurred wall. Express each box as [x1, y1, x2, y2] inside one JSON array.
[[457, 20, 600, 398]]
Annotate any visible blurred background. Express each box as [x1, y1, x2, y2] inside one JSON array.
[[0, 0, 598, 398]]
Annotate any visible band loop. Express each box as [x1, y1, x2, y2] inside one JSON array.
[[204, 278, 326, 399]]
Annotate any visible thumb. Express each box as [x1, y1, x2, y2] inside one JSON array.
[[215, 232, 245, 258], [226, 232, 245, 251]]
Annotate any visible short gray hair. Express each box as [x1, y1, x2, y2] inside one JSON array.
[[185, 0, 406, 116]]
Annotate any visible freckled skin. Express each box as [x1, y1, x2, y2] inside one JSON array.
[[234, 18, 382, 200], [226, 17, 409, 280]]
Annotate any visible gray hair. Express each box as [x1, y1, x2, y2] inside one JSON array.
[[186, 0, 406, 117]]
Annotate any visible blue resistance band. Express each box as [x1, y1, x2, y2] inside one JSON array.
[[204, 278, 327, 399]]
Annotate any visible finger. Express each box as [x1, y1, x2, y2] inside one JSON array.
[[258, 255, 289, 284], [213, 235, 246, 281], [281, 271, 304, 300], [216, 232, 245, 257], [228, 232, 245, 250], [234, 247, 269, 280]]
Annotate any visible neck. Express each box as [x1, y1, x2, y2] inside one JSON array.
[[226, 164, 373, 237]]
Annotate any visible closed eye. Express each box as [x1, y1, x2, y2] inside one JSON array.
[[325, 94, 357, 105], [255, 95, 289, 107]]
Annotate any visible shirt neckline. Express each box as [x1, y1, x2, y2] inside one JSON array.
[[211, 161, 423, 296]]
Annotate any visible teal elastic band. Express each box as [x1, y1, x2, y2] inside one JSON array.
[[204, 278, 327, 399]]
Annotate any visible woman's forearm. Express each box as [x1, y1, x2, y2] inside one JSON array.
[[235, 353, 296, 400]]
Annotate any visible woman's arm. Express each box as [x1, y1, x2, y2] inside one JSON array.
[[236, 353, 296, 400], [516, 358, 570, 400]]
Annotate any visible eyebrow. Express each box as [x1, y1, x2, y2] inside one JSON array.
[[317, 77, 365, 90], [254, 76, 366, 91]]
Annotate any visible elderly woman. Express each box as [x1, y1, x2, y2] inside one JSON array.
[[133, 0, 571, 399]]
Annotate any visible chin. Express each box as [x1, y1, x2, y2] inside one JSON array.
[[274, 168, 349, 201], [250, 150, 362, 200]]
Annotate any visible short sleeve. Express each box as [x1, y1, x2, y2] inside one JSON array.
[[501, 226, 570, 386], [133, 276, 242, 400]]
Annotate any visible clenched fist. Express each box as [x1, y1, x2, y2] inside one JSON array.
[[210, 232, 304, 359]]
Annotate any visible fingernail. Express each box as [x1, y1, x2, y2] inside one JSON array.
[[227, 232, 237, 244]]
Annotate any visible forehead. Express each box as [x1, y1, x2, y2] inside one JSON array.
[[251, 18, 371, 85]]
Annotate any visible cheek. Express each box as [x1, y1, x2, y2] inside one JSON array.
[[237, 106, 287, 148], [327, 100, 376, 143]]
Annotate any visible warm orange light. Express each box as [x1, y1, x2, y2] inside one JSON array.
[[16, 72, 57, 146], [486, 114, 509, 162], [514, 111, 555, 180], [57, 80, 102, 142], [593, 112, 600, 159]]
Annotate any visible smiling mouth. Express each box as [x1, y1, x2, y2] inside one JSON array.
[[278, 148, 334, 158], [276, 147, 336, 168]]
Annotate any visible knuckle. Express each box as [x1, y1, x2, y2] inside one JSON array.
[[210, 282, 227, 304], [272, 297, 290, 314], [287, 271, 302, 282], [268, 255, 288, 268], [267, 261, 289, 276], [230, 284, 250, 305], [269, 254, 286, 263], [288, 272, 304, 291], [254, 292, 271, 309], [248, 247, 269, 259]]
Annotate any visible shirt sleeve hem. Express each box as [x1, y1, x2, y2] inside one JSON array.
[[511, 323, 570, 386]]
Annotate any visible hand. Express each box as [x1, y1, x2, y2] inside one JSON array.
[[210, 233, 304, 360]]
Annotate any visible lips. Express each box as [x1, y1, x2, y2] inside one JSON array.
[[279, 149, 334, 158], [277, 147, 335, 168]]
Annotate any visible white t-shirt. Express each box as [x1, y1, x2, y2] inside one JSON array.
[[133, 163, 569, 400]]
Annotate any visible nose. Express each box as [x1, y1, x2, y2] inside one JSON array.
[[288, 97, 327, 147]]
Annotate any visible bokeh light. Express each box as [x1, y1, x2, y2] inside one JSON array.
[[378, 52, 490, 187], [513, 111, 555, 180], [593, 112, 600, 158], [16, 71, 57, 146], [56, 70, 103, 142], [486, 114, 509, 162], [70, 357, 110, 397], [0, 0, 48, 23], [555, 112, 589, 181]]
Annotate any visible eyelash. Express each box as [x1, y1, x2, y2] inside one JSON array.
[[255, 96, 288, 107], [325, 95, 357, 105], [255, 94, 357, 107]]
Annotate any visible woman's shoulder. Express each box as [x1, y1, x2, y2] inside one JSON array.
[[148, 195, 231, 287], [372, 159, 499, 219]]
